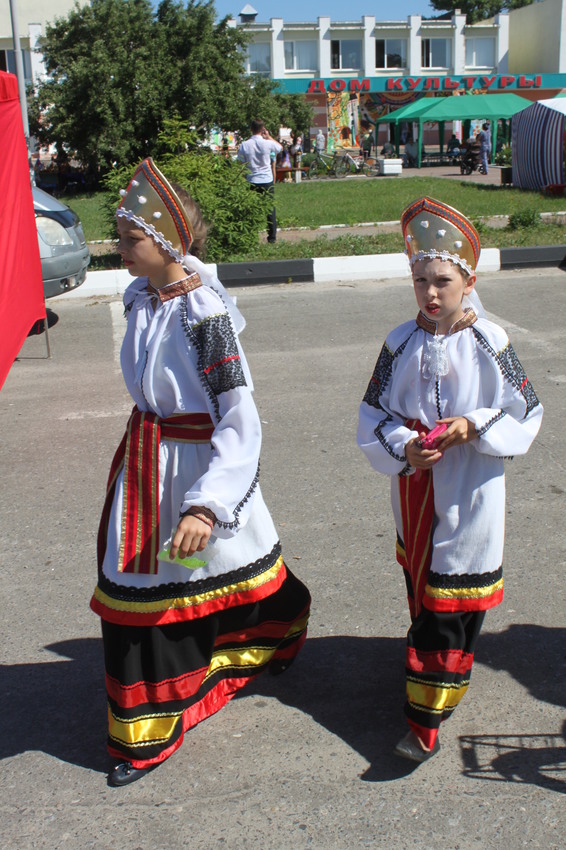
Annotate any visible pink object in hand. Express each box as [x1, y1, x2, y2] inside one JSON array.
[[420, 423, 447, 449]]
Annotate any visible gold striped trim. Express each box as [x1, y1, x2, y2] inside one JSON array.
[[94, 556, 284, 615], [407, 681, 470, 712], [425, 578, 503, 600], [108, 706, 182, 746]]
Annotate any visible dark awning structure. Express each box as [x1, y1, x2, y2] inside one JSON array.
[[511, 96, 566, 190]]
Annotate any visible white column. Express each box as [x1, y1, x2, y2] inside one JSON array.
[[318, 16, 331, 77], [271, 18, 285, 78], [362, 15, 376, 78], [453, 11, 466, 74], [408, 15, 422, 76], [496, 13, 509, 73], [28, 23, 43, 88]]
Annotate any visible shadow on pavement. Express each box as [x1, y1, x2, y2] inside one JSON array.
[[461, 624, 566, 794], [0, 638, 108, 773], [1, 625, 563, 789], [248, 634, 417, 782], [27, 308, 59, 336]]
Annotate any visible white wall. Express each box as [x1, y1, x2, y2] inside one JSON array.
[[509, 0, 565, 73], [0, 0, 84, 38]]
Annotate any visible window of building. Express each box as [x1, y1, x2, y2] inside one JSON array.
[[0, 49, 32, 82], [247, 42, 271, 75], [465, 37, 495, 68], [421, 38, 450, 69], [330, 39, 362, 71], [284, 40, 317, 71], [375, 38, 407, 69]]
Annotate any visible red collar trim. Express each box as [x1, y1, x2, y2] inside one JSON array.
[[148, 273, 202, 303], [416, 308, 477, 336]]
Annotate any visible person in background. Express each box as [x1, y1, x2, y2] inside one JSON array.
[[360, 127, 374, 159], [478, 123, 492, 175], [289, 132, 303, 168], [315, 129, 326, 154], [446, 134, 461, 161], [237, 118, 282, 243], [403, 137, 418, 168]]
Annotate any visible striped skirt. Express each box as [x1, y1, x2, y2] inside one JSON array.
[[101, 567, 310, 767]]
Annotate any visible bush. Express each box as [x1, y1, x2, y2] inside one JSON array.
[[102, 119, 271, 262], [508, 208, 540, 230], [495, 146, 512, 167]]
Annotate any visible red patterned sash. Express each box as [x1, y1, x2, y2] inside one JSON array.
[[97, 407, 214, 575], [397, 419, 435, 619]]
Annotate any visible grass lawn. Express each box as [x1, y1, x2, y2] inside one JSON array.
[[274, 177, 566, 229], [71, 177, 566, 265], [66, 192, 109, 241]]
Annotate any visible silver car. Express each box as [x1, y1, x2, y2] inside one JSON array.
[[33, 187, 90, 298]]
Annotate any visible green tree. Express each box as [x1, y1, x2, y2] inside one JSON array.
[[32, 0, 312, 175], [33, 0, 162, 175], [429, 0, 531, 23]]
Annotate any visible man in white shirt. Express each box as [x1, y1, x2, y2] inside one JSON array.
[[237, 119, 282, 243]]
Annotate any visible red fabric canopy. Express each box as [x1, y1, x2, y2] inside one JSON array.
[[0, 70, 45, 390]]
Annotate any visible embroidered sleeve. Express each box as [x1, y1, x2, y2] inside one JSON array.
[[358, 331, 419, 475], [362, 342, 395, 409], [495, 341, 540, 416], [190, 312, 247, 396], [467, 327, 543, 457]]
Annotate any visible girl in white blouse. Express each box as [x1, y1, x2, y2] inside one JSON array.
[[91, 158, 310, 786]]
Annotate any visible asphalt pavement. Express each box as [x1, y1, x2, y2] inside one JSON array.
[[1, 268, 564, 849]]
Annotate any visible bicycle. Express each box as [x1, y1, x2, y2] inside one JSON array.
[[337, 150, 372, 176], [307, 150, 349, 179]]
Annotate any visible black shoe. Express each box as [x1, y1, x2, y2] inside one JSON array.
[[107, 761, 158, 787]]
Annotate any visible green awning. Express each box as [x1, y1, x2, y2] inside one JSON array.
[[377, 93, 532, 124], [377, 93, 532, 166]]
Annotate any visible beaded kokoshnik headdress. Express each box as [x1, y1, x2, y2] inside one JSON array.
[[116, 157, 194, 262], [116, 157, 246, 334], [401, 196, 481, 276]]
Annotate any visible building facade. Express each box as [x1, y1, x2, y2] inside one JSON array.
[[237, 1, 566, 149], [0, 0, 82, 87]]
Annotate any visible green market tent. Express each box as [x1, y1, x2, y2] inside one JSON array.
[[377, 93, 532, 166]]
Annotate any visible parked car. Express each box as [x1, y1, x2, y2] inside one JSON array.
[[33, 186, 90, 298]]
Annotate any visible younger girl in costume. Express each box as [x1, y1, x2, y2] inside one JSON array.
[[357, 197, 542, 762], [91, 158, 311, 786]]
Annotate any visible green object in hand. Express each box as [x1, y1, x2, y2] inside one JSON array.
[[156, 548, 207, 569]]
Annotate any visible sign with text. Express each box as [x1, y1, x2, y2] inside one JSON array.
[[274, 73, 566, 95]]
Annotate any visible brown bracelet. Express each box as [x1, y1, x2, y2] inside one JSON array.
[[183, 505, 217, 529], [193, 513, 214, 529]]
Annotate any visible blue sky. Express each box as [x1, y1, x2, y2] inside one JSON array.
[[213, 1, 437, 23]]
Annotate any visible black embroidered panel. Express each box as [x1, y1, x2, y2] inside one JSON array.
[[191, 313, 247, 396], [98, 541, 282, 603], [363, 342, 394, 409], [472, 329, 540, 416], [495, 341, 540, 414], [427, 566, 502, 589], [363, 334, 414, 463]]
